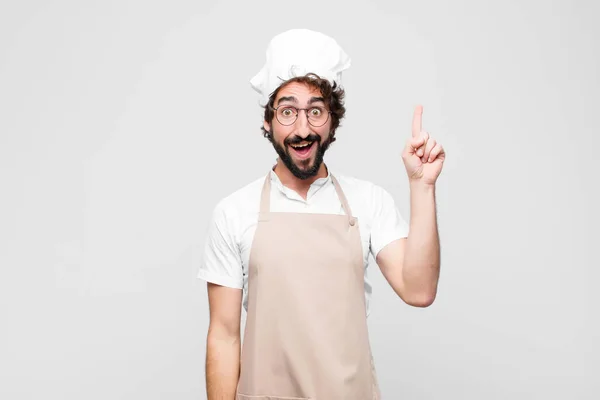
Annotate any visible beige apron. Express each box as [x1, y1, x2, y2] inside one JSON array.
[[236, 172, 381, 400]]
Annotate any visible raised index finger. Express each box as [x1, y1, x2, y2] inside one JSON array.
[[412, 105, 423, 137]]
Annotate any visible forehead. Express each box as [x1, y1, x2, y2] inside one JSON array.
[[274, 82, 324, 104]]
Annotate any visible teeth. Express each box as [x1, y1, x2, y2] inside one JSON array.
[[292, 142, 311, 148]]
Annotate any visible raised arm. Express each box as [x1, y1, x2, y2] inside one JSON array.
[[374, 105, 444, 307], [376, 183, 440, 307]]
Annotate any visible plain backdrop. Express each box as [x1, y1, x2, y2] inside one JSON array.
[[1, 0, 598, 399]]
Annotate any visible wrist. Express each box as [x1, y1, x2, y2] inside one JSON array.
[[409, 179, 436, 193]]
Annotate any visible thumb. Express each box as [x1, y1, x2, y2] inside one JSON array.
[[408, 133, 428, 153]]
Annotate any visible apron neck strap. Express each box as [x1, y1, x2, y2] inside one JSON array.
[[259, 172, 354, 219], [260, 173, 272, 214], [330, 175, 354, 218]]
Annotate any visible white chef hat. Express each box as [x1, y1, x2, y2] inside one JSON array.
[[250, 28, 351, 105]]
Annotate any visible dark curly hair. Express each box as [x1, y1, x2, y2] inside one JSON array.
[[260, 73, 346, 144]]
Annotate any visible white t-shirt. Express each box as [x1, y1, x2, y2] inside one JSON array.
[[198, 168, 409, 316]]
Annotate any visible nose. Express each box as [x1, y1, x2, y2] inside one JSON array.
[[295, 109, 311, 138]]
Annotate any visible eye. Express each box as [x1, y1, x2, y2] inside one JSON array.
[[281, 107, 295, 117], [309, 107, 322, 116]]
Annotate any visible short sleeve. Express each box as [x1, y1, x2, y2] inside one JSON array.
[[197, 203, 244, 289], [369, 185, 409, 259]]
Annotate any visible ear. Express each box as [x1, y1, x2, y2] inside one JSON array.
[[263, 120, 271, 133]]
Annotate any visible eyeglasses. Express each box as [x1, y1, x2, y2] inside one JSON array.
[[270, 105, 332, 127]]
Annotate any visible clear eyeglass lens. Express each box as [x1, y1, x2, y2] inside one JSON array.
[[277, 106, 328, 126]]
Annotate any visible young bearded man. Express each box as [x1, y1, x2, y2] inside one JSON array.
[[199, 29, 445, 400]]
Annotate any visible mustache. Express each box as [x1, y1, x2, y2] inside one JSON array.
[[285, 134, 321, 146]]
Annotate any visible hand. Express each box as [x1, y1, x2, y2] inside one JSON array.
[[402, 105, 445, 186]]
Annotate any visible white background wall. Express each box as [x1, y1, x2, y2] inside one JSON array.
[[1, 0, 598, 398]]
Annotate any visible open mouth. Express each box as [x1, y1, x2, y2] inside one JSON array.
[[289, 141, 315, 159]]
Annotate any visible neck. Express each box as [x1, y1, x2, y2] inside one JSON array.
[[273, 159, 328, 199]]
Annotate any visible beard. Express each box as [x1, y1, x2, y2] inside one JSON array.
[[271, 132, 333, 180]]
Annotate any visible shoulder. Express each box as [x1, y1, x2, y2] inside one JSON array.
[[332, 172, 400, 220], [333, 173, 392, 201], [211, 175, 265, 220]]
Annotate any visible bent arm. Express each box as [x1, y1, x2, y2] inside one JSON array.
[[206, 283, 242, 399], [376, 182, 440, 307]]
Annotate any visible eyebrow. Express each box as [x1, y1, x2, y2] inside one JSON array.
[[276, 96, 297, 105], [276, 96, 326, 106]]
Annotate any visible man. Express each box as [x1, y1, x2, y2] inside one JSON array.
[[199, 29, 444, 399]]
